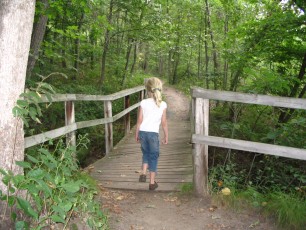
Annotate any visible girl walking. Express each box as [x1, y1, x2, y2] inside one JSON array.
[[135, 77, 168, 190]]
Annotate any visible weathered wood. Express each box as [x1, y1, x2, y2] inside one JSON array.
[[25, 87, 143, 149], [39, 86, 145, 103], [104, 100, 113, 155], [191, 87, 306, 197], [91, 120, 193, 191], [192, 135, 306, 161], [193, 98, 209, 196], [24, 104, 139, 148], [124, 95, 130, 135], [192, 87, 306, 109], [65, 101, 76, 147]]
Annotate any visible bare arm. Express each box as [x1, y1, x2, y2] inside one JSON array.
[[161, 108, 168, 144]]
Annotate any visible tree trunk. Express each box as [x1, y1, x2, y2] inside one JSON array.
[[204, 5, 209, 89], [130, 41, 137, 74], [26, 0, 49, 79], [197, 10, 203, 79], [122, 38, 133, 85], [278, 52, 306, 123], [100, 0, 114, 85], [223, 14, 229, 90], [73, 12, 85, 80], [205, 0, 219, 90], [0, 0, 35, 193]]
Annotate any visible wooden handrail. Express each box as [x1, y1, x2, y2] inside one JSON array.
[[25, 86, 145, 156], [191, 88, 306, 196]]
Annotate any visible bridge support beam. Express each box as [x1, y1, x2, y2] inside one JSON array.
[[104, 100, 113, 155], [192, 97, 209, 196]]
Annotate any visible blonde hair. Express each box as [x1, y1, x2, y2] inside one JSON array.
[[145, 77, 163, 107]]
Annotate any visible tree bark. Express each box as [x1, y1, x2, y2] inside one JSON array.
[[205, 0, 219, 90], [0, 0, 36, 193], [73, 12, 85, 80], [26, 0, 49, 79], [130, 41, 137, 74], [100, 0, 114, 85], [122, 38, 133, 85], [278, 52, 306, 123]]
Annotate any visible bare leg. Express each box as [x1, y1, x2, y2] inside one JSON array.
[[150, 172, 155, 184], [142, 163, 148, 175]]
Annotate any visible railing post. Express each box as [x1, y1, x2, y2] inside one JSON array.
[[193, 97, 209, 196], [124, 95, 130, 135], [139, 89, 145, 101], [104, 100, 113, 155], [65, 101, 76, 147]]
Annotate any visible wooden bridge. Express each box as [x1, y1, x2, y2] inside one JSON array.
[[24, 84, 306, 196], [91, 119, 193, 191]]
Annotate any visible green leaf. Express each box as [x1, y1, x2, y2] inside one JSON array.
[[50, 215, 65, 223], [16, 197, 38, 220], [17, 100, 29, 107], [26, 155, 39, 164], [27, 169, 45, 179], [12, 175, 25, 187], [35, 179, 52, 197], [15, 221, 29, 230], [16, 161, 32, 169], [0, 168, 8, 176], [60, 201, 73, 212], [61, 181, 81, 193], [12, 107, 26, 117], [7, 196, 16, 206]]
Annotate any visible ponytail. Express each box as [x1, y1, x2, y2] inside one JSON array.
[[145, 77, 163, 107]]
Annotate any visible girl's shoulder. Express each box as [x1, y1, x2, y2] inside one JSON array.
[[161, 101, 167, 108]]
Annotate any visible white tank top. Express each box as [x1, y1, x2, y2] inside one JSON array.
[[139, 98, 167, 133]]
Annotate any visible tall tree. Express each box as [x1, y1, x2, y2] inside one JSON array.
[[26, 0, 49, 79], [100, 0, 114, 85], [0, 0, 36, 192]]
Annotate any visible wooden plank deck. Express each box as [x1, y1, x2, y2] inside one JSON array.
[[91, 119, 193, 191]]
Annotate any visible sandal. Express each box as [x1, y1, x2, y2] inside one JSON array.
[[149, 182, 158, 190], [139, 174, 146, 182]]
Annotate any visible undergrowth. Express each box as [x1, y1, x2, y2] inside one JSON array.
[[0, 136, 108, 229]]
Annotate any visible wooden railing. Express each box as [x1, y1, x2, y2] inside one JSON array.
[[24, 86, 145, 155], [191, 87, 306, 196]]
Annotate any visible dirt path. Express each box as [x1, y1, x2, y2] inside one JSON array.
[[99, 85, 276, 230]]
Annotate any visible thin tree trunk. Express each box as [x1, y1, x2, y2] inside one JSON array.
[[204, 5, 209, 89], [73, 12, 85, 80], [205, 0, 219, 90], [197, 10, 203, 78], [130, 41, 137, 74], [122, 38, 134, 85], [26, 0, 49, 79], [100, 0, 114, 85], [223, 14, 229, 90], [278, 52, 306, 123]]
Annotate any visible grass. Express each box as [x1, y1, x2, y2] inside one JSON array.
[[211, 186, 306, 230]]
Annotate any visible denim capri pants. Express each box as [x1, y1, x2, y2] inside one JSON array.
[[139, 131, 160, 172]]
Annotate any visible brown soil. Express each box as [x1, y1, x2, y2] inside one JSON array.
[[99, 85, 277, 230]]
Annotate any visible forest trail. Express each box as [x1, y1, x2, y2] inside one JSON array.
[[98, 85, 277, 230]]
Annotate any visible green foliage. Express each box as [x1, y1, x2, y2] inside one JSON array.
[[179, 183, 193, 195], [0, 136, 108, 229], [265, 192, 306, 230], [209, 175, 306, 229], [13, 74, 57, 127]]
